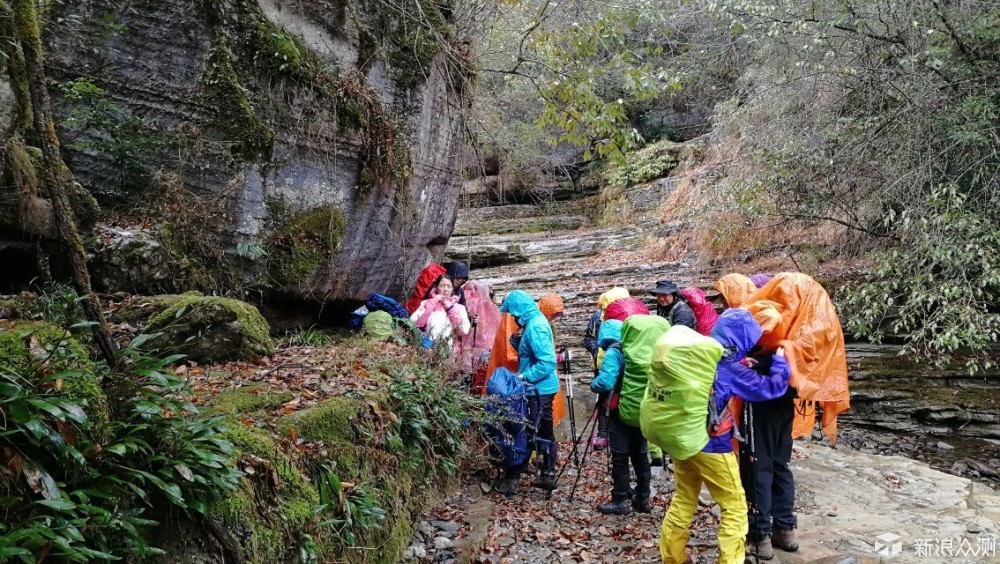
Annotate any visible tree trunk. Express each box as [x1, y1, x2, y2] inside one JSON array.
[[10, 0, 118, 366]]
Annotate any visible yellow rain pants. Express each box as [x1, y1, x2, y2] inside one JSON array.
[[660, 451, 747, 564]]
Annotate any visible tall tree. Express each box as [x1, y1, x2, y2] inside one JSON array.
[[2, 0, 118, 365]]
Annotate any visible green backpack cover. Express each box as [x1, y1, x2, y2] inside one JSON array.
[[639, 324, 724, 461], [618, 315, 671, 427]]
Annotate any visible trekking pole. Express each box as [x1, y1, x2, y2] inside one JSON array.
[[568, 407, 601, 503], [549, 403, 598, 499], [561, 347, 580, 466]]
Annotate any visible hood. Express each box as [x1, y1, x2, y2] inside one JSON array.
[[500, 290, 542, 326], [750, 273, 772, 289], [446, 261, 470, 279], [537, 293, 565, 320], [711, 308, 764, 357], [597, 319, 623, 349], [715, 274, 756, 308], [598, 287, 630, 310]]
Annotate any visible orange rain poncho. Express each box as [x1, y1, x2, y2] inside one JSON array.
[[715, 274, 756, 309], [537, 294, 567, 427], [743, 273, 850, 442]]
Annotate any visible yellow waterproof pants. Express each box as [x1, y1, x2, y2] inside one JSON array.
[[660, 451, 747, 564]]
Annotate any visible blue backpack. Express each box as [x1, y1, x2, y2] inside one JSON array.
[[485, 368, 529, 468], [348, 294, 410, 329]]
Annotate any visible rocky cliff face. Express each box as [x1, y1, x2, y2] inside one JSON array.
[[1, 0, 469, 302]]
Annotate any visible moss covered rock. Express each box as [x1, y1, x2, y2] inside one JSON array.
[[145, 295, 274, 362], [0, 320, 110, 436]]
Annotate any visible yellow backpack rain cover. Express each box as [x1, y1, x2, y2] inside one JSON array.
[[640, 325, 724, 461]]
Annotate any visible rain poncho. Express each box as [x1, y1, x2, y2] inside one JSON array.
[[618, 315, 671, 427], [704, 309, 790, 453], [640, 325, 724, 461], [743, 272, 850, 442], [715, 273, 756, 309], [406, 263, 446, 314], [589, 320, 624, 394], [500, 291, 559, 396], [604, 297, 650, 322], [459, 281, 501, 373], [680, 287, 719, 336], [410, 296, 471, 355], [485, 314, 520, 394]]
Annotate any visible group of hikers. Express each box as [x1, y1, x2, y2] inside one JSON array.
[[353, 261, 850, 564]]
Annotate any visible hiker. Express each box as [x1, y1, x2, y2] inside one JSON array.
[[409, 275, 471, 355], [651, 280, 696, 330], [583, 287, 630, 450], [739, 273, 850, 559], [496, 290, 559, 495], [589, 319, 652, 515], [462, 281, 502, 388], [445, 261, 470, 307], [537, 293, 568, 429], [641, 310, 790, 564], [750, 272, 772, 289]]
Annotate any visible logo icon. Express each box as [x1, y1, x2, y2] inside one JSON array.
[[875, 533, 903, 558]]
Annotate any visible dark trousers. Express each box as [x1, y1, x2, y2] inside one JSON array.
[[505, 392, 557, 478], [608, 410, 651, 502], [741, 392, 797, 539], [597, 391, 610, 437]]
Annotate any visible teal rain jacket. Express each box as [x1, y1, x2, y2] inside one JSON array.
[[500, 290, 559, 395], [590, 320, 624, 395]]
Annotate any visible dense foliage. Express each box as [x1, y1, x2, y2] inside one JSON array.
[[0, 329, 240, 561]]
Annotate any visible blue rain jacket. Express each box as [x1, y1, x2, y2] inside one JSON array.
[[500, 291, 559, 395], [704, 308, 790, 453], [590, 320, 624, 395]]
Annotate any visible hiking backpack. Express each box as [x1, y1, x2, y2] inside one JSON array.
[[639, 324, 724, 461], [617, 315, 671, 427], [484, 367, 530, 468], [405, 263, 447, 314]]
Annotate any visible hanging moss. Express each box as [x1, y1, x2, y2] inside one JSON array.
[[384, 0, 451, 90], [201, 42, 275, 162], [266, 205, 346, 288]]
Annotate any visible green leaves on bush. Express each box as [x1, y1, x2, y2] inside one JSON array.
[[841, 185, 1000, 372], [0, 334, 241, 561]]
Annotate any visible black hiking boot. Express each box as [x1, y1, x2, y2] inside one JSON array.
[[632, 497, 652, 513], [597, 497, 632, 515], [495, 478, 519, 498], [531, 472, 557, 491]]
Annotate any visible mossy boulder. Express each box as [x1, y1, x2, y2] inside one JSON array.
[[277, 397, 369, 446], [0, 320, 110, 436], [144, 295, 274, 362]]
